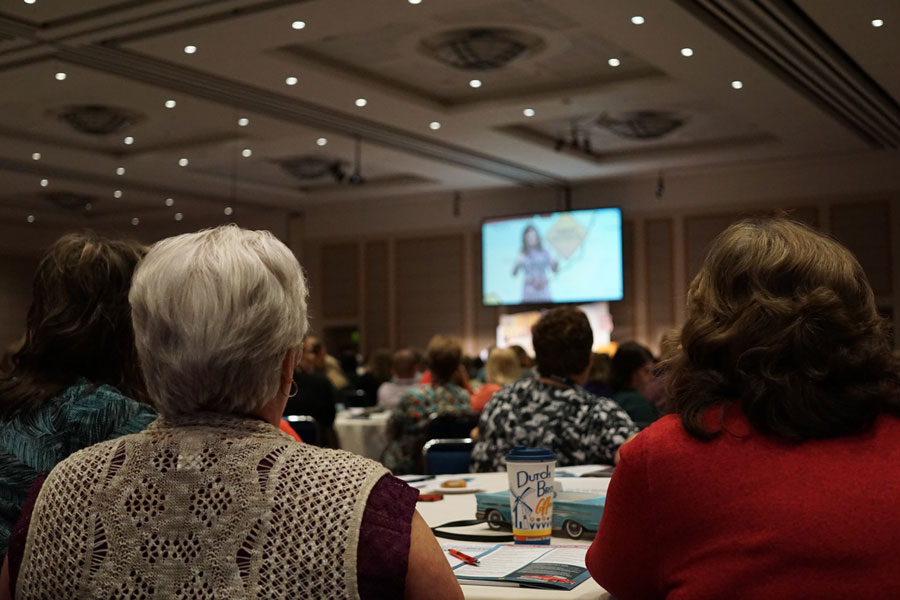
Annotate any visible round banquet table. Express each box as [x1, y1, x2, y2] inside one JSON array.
[[415, 471, 610, 600], [333, 409, 392, 460]]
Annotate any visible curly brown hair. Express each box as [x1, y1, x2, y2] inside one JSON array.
[[533, 306, 593, 379], [666, 217, 900, 441], [426, 335, 462, 384]]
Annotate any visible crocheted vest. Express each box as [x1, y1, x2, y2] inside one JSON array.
[[16, 413, 387, 599]]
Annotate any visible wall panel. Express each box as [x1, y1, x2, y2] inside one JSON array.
[[321, 242, 359, 319], [609, 221, 635, 342], [830, 201, 892, 295], [364, 241, 389, 354], [645, 219, 675, 348]]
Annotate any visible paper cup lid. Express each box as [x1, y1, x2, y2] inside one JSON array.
[[505, 446, 556, 462]]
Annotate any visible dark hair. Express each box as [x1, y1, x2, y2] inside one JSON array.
[[611, 342, 655, 390], [0, 231, 147, 418], [393, 349, 417, 379], [666, 217, 900, 441], [367, 348, 393, 382], [532, 307, 593, 378], [426, 335, 462, 384], [521, 225, 543, 253]]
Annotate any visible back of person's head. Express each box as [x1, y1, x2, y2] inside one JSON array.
[[129, 225, 308, 417], [367, 348, 393, 382], [610, 342, 655, 390], [393, 349, 417, 379], [485, 348, 521, 386], [667, 217, 900, 441], [509, 345, 534, 368], [587, 352, 612, 386], [0, 231, 146, 417], [532, 307, 593, 379], [426, 335, 462, 384]]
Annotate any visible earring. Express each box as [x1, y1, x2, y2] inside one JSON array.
[[288, 380, 298, 398]]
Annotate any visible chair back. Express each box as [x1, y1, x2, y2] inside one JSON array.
[[422, 438, 475, 475], [284, 415, 320, 446], [427, 413, 478, 439]]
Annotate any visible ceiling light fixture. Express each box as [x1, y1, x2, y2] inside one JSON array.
[[241, 148, 252, 158], [409, 0, 422, 4], [238, 117, 249, 126], [27, 215, 35, 223], [24, 0, 37, 4], [85, 203, 92, 211], [55, 72, 67, 81], [285, 76, 298, 86], [355, 98, 368, 107], [681, 48, 694, 57], [131, 217, 140, 226], [178, 158, 189, 167], [224, 207, 233, 216], [608, 58, 621, 67], [165, 198, 174, 207], [469, 79, 482, 88], [631, 16, 645, 25], [31, 152, 41, 160], [292, 20, 306, 29], [40, 179, 49, 187], [871, 19, 884, 27], [184, 45, 197, 54], [731, 80, 744, 89], [116, 167, 125, 176], [523, 108, 536, 117], [174, 212, 183, 221], [113, 190, 123, 198], [164, 99, 176, 108], [429, 121, 441, 130], [124, 136, 134, 145], [316, 137, 328, 146]]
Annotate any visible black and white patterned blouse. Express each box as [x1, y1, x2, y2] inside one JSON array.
[[470, 378, 638, 472]]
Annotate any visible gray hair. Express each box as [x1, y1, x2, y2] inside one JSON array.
[[129, 225, 308, 416]]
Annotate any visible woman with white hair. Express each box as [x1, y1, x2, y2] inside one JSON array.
[[1, 226, 461, 600]]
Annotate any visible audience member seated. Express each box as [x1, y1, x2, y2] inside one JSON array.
[[510, 344, 537, 378], [588, 218, 900, 599], [377, 349, 420, 409], [470, 348, 521, 413], [383, 336, 472, 474], [471, 307, 638, 472], [418, 363, 475, 394], [610, 341, 660, 425], [303, 335, 349, 390], [584, 352, 614, 398], [2, 226, 461, 600], [356, 348, 392, 407], [0, 232, 156, 560], [290, 337, 339, 448]]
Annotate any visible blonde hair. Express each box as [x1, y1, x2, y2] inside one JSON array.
[[485, 348, 521, 386]]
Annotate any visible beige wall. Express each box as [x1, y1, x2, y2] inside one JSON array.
[[292, 151, 900, 356], [0, 256, 39, 351]]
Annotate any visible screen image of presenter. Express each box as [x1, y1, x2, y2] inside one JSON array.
[[513, 225, 558, 303]]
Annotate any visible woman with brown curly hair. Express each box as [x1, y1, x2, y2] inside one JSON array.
[[587, 218, 900, 599]]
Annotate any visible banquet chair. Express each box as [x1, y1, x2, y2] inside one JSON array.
[[422, 438, 475, 475], [284, 415, 319, 446]]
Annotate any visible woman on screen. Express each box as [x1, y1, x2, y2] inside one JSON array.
[[513, 225, 558, 303]]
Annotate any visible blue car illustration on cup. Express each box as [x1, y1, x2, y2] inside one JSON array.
[[475, 489, 605, 540]]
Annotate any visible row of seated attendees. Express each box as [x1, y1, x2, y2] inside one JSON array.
[[0, 216, 898, 597]]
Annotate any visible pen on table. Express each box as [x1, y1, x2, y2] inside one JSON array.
[[448, 549, 480, 566]]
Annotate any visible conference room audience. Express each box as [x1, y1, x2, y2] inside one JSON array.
[[383, 335, 472, 474], [0, 232, 156, 560], [377, 349, 421, 409], [471, 307, 638, 471], [3, 226, 461, 599], [610, 341, 660, 425], [588, 218, 900, 599], [470, 348, 521, 413]]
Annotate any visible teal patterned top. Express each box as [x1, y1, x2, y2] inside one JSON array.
[[0, 381, 156, 559]]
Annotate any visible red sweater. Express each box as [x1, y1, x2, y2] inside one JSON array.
[[587, 408, 900, 599]]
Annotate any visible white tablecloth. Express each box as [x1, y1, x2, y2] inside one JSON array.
[[416, 472, 610, 600], [333, 410, 392, 460]]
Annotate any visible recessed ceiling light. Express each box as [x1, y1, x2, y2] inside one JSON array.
[[316, 137, 328, 146], [131, 217, 140, 226], [84, 203, 92, 211], [31, 152, 41, 160], [681, 47, 694, 57], [608, 58, 621, 67], [409, 0, 422, 4], [224, 206, 233, 216], [113, 190, 123, 198], [184, 45, 197, 54], [164, 99, 176, 108], [116, 167, 125, 176], [523, 108, 536, 117], [174, 212, 183, 221], [54, 72, 67, 81], [291, 20, 306, 30], [871, 19, 884, 27], [429, 121, 441, 130], [165, 197, 174, 207], [39, 178, 48, 187], [731, 80, 744, 89], [631, 15, 645, 25], [26, 215, 35, 223], [178, 158, 189, 167], [24, 0, 37, 4], [238, 117, 249, 127], [469, 79, 482, 88], [355, 98, 368, 107], [124, 136, 134, 145], [285, 76, 298, 86], [241, 148, 252, 158]]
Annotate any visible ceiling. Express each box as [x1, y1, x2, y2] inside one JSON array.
[[0, 0, 897, 231]]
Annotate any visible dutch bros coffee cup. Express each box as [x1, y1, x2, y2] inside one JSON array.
[[505, 446, 556, 545]]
